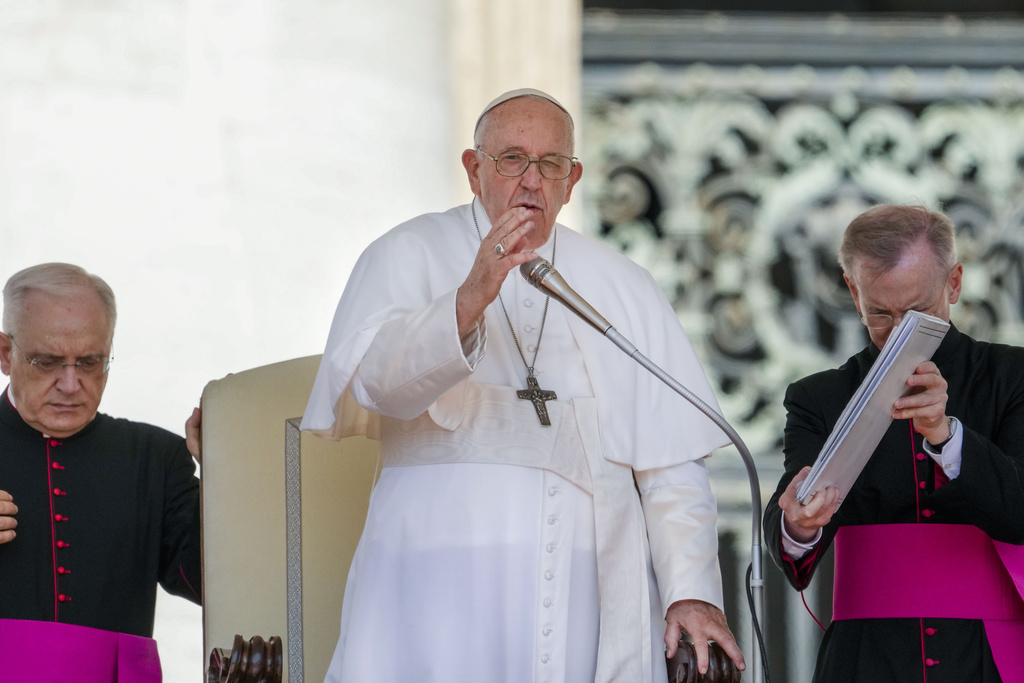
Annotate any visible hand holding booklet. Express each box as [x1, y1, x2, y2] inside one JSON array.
[[796, 310, 950, 505]]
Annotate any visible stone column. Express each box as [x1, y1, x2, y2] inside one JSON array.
[[446, 0, 583, 210]]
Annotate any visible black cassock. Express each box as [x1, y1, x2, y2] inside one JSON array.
[[764, 325, 1024, 683], [0, 390, 201, 637]]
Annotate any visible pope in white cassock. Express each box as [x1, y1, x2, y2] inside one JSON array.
[[302, 89, 746, 683]]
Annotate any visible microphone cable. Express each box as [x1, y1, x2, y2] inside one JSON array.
[[747, 563, 772, 682]]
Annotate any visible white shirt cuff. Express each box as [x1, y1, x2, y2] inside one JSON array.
[[460, 315, 486, 368], [780, 517, 822, 560]]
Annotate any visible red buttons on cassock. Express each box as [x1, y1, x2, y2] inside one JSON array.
[[54, 514, 66, 522], [56, 540, 68, 548], [916, 453, 926, 461], [53, 488, 65, 496], [49, 439, 60, 447], [51, 462, 64, 470], [922, 510, 934, 518], [58, 594, 70, 602], [919, 481, 927, 489], [926, 659, 939, 666], [57, 567, 69, 574], [925, 627, 937, 635]]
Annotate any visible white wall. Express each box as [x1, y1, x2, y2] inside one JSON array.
[[1, 1, 456, 680]]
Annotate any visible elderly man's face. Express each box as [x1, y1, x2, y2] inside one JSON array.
[[463, 97, 583, 251], [845, 238, 962, 350], [0, 286, 112, 437]]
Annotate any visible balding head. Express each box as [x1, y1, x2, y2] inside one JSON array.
[[473, 89, 575, 155]]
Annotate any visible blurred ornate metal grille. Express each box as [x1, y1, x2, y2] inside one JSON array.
[[583, 12, 1024, 456]]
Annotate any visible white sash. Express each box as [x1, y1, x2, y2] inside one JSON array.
[[380, 381, 593, 493]]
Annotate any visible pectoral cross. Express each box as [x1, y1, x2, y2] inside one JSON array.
[[518, 374, 557, 426]]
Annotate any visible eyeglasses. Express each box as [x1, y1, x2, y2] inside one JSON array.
[[860, 314, 904, 330], [8, 334, 113, 375], [476, 147, 578, 180], [858, 268, 954, 330]]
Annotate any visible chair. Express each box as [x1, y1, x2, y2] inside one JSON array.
[[200, 355, 379, 683]]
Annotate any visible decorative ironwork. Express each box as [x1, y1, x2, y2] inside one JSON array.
[[583, 62, 1024, 455]]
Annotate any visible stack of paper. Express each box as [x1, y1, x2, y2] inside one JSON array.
[[796, 310, 950, 505]]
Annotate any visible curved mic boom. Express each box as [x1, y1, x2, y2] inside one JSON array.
[[519, 255, 768, 683], [519, 258, 612, 334]]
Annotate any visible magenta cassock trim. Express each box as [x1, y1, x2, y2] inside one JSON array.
[[0, 618, 161, 682], [833, 523, 1024, 681]]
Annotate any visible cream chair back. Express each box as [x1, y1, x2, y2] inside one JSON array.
[[201, 355, 379, 683]]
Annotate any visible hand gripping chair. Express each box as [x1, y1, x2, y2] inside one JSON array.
[[200, 355, 379, 683]]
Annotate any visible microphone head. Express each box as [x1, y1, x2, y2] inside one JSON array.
[[520, 257, 553, 288]]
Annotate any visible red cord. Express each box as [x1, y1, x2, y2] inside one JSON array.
[[801, 590, 826, 632]]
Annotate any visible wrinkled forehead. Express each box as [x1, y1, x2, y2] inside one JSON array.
[[851, 258, 949, 308], [16, 287, 114, 346], [851, 247, 948, 287], [474, 88, 571, 135], [476, 98, 575, 157]]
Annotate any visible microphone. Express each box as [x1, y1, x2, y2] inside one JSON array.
[[519, 258, 613, 335], [519, 255, 768, 683]]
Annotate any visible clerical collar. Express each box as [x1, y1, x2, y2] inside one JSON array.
[[0, 385, 100, 441], [3, 387, 51, 438]]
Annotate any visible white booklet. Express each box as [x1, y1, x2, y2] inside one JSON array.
[[796, 310, 950, 505]]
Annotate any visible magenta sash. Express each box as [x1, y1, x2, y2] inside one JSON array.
[[833, 524, 1024, 682], [0, 619, 162, 682]]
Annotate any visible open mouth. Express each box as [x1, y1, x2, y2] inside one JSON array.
[[518, 203, 541, 212]]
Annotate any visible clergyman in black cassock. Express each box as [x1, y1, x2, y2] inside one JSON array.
[[763, 204, 1024, 683], [0, 262, 201, 678]]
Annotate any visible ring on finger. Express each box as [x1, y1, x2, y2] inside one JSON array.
[[494, 242, 507, 256]]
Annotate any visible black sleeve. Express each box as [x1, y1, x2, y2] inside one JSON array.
[[157, 440, 202, 604], [763, 379, 841, 591], [933, 357, 1024, 544]]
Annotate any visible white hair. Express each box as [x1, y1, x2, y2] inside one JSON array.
[[3, 263, 117, 338]]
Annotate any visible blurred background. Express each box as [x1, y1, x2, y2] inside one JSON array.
[[2, 1, 1023, 680]]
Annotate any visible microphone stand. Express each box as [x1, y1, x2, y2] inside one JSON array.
[[604, 327, 765, 683], [521, 259, 766, 683]]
